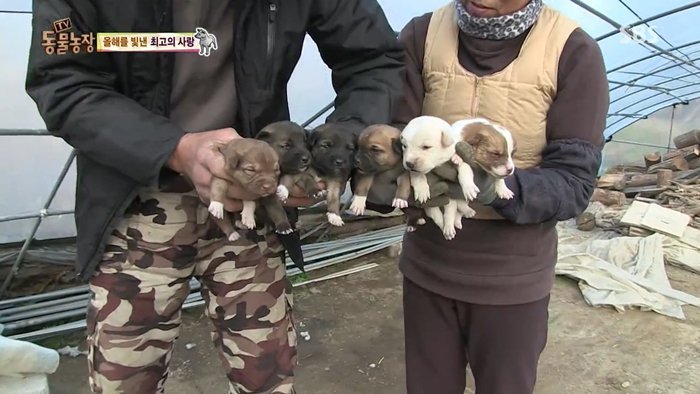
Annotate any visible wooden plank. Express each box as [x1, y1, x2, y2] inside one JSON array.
[[622, 185, 667, 196], [656, 169, 673, 187], [640, 203, 691, 237]]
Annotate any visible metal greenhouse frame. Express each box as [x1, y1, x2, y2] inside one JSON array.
[[1, 1, 700, 339]]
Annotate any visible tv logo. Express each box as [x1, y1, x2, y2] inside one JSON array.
[[52, 18, 72, 33]]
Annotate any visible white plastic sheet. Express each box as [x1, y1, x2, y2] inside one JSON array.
[[556, 220, 700, 319]]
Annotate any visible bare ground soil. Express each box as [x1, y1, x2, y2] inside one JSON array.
[[47, 253, 700, 394]]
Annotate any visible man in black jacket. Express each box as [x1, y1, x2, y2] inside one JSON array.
[[25, 1, 403, 392]]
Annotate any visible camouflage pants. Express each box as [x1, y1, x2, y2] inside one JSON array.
[[86, 189, 297, 394]]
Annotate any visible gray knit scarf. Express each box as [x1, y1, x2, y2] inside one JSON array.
[[454, 0, 542, 40]]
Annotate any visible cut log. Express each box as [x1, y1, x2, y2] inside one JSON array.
[[688, 157, 700, 170], [656, 169, 673, 187], [576, 212, 596, 231], [597, 173, 627, 190], [673, 129, 700, 149], [591, 188, 627, 206], [625, 174, 659, 188], [644, 152, 661, 168], [648, 156, 689, 173], [661, 144, 700, 162]]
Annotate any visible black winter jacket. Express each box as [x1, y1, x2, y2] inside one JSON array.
[[25, 0, 405, 278]]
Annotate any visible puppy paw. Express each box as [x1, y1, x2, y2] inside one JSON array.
[[454, 215, 463, 230], [349, 195, 367, 216], [313, 190, 328, 199], [241, 212, 256, 230], [208, 201, 225, 219], [276, 224, 294, 235], [234, 219, 245, 229], [443, 225, 457, 241], [276, 185, 289, 202], [451, 154, 464, 166], [392, 198, 408, 209], [327, 212, 344, 227], [417, 218, 426, 225], [413, 186, 431, 204], [406, 226, 416, 233], [462, 206, 477, 219], [495, 183, 515, 200], [228, 232, 241, 242], [462, 182, 480, 201]]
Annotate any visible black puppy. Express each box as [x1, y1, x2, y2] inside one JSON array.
[[255, 121, 321, 202], [307, 122, 358, 226], [253, 120, 322, 272]]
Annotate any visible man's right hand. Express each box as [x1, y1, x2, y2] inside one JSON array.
[[167, 128, 259, 212]]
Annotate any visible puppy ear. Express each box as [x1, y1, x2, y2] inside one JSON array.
[[441, 129, 454, 147], [392, 137, 403, 155], [307, 131, 318, 149], [255, 129, 272, 141], [461, 124, 485, 147]]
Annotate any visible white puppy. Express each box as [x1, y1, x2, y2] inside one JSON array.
[[400, 116, 478, 239]]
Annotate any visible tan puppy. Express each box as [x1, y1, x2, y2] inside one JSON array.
[[349, 124, 411, 215], [208, 138, 289, 241]]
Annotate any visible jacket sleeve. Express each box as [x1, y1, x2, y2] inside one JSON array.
[[488, 29, 609, 224], [308, 0, 405, 134], [25, 0, 185, 187]]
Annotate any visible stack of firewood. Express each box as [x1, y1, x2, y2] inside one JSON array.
[[580, 129, 700, 232]]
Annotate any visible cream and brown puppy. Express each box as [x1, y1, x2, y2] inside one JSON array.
[[451, 117, 515, 200], [207, 138, 288, 241], [349, 124, 411, 216]]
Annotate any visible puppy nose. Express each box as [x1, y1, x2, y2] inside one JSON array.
[[405, 161, 415, 170], [300, 155, 310, 165], [334, 158, 345, 166], [262, 182, 275, 193], [353, 157, 361, 166]]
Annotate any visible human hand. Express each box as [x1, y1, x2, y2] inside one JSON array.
[[167, 128, 259, 212]]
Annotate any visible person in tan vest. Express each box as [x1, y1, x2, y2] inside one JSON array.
[[390, 0, 609, 393]]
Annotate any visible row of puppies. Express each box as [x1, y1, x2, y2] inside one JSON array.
[[206, 115, 516, 246], [207, 121, 356, 244], [350, 115, 516, 240]]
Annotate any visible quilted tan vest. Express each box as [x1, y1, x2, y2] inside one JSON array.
[[422, 3, 579, 219]]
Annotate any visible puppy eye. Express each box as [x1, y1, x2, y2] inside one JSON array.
[[489, 151, 501, 156], [244, 167, 256, 174], [280, 143, 290, 150], [421, 145, 431, 150], [370, 147, 382, 153]]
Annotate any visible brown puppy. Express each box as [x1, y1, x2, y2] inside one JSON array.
[[308, 122, 358, 226], [349, 124, 411, 215], [255, 121, 322, 202], [208, 138, 291, 241]]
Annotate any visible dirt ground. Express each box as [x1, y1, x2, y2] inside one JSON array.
[[47, 252, 700, 394]]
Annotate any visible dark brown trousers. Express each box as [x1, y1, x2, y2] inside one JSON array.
[[403, 277, 549, 394]]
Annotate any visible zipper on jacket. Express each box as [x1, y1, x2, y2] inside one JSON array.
[[472, 77, 481, 116], [265, 0, 278, 90]]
